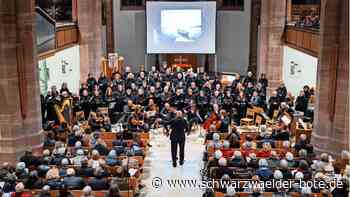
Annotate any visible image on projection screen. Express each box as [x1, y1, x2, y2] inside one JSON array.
[[146, 1, 216, 54], [160, 9, 202, 42]]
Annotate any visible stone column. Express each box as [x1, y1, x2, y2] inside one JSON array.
[[77, 0, 103, 81], [286, 0, 292, 23], [0, 0, 44, 164], [248, 0, 261, 75], [258, 0, 286, 94], [311, 0, 349, 156], [106, 0, 115, 54]]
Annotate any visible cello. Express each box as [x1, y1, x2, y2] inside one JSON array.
[[202, 104, 221, 131]]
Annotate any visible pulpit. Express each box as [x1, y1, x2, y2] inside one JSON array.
[[101, 53, 124, 78], [166, 54, 197, 71]]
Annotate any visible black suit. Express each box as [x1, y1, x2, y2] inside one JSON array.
[[169, 117, 189, 164]]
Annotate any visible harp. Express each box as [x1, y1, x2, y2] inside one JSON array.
[[54, 98, 72, 125]]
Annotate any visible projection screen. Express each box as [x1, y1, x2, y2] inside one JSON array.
[[146, 1, 216, 54]]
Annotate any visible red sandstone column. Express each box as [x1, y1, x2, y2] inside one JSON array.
[[0, 0, 44, 164], [106, 0, 115, 54], [258, 0, 286, 94], [77, 0, 103, 81], [311, 0, 349, 155], [248, 0, 261, 75]]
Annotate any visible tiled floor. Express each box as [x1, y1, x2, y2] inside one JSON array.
[[139, 128, 206, 197]]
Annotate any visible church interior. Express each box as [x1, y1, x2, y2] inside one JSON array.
[[0, 0, 349, 196]]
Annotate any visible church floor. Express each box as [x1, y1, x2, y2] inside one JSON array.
[[139, 128, 206, 197]]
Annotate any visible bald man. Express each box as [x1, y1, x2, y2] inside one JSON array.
[[169, 111, 189, 167]]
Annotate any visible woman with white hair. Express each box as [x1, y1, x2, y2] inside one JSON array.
[[15, 162, 29, 181], [63, 168, 85, 190], [279, 159, 292, 180], [42, 149, 52, 164], [229, 151, 246, 168], [300, 186, 312, 197], [285, 152, 298, 168], [214, 157, 231, 179], [224, 186, 237, 197], [37, 185, 51, 197], [59, 158, 70, 177], [81, 186, 94, 197], [71, 149, 87, 167], [273, 170, 283, 180], [289, 172, 304, 193], [212, 133, 223, 149], [88, 149, 105, 169], [246, 153, 259, 169], [106, 150, 121, 166], [255, 159, 273, 181], [207, 150, 223, 168], [67, 125, 82, 147], [51, 145, 67, 166], [12, 182, 32, 197]]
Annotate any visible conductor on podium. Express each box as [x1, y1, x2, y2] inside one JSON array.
[[169, 111, 189, 167]]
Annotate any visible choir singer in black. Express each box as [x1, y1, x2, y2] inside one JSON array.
[[169, 111, 189, 167]]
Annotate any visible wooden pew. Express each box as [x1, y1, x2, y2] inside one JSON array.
[[215, 191, 322, 197], [29, 189, 133, 197], [206, 147, 293, 156]]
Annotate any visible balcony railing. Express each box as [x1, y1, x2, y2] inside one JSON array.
[[285, 25, 320, 57], [36, 6, 78, 58], [56, 25, 78, 49]]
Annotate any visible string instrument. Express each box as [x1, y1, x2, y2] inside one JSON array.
[[130, 110, 145, 126], [54, 97, 72, 124], [131, 117, 145, 127], [202, 111, 221, 131], [54, 104, 66, 124], [131, 104, 144, 112]]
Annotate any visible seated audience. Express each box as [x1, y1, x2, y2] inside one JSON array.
[[295, 134, 314, 154], [246, 153, 259, 169], [58, 184, 73, 197], [267, 151, 280, 168], [63, 168, 85, 190], [36, 185, 51, 197], [105, 184, 121, 197], [221, 141, 234, 158], [25, 170, 44, 189], [229, 151, 246, 168], [87, 168, 110, 190], [81, 186, 94, 197], [255, 159, 273, 181], [214, 157, 232, 179]]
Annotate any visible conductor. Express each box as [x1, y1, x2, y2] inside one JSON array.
[[169, 111, 189, 167]]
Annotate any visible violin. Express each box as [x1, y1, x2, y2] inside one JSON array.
[[131, 118, 144, 126]]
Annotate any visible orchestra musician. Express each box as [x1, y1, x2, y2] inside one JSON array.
[[144, 99, 159, 128], [184, 102, 202, 132], [203, 104, 221, 131], [54, 91, 73, 126], [128, 105, 148, 133], [233, 92, 248, 125], [217, 110, 229, 133]]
